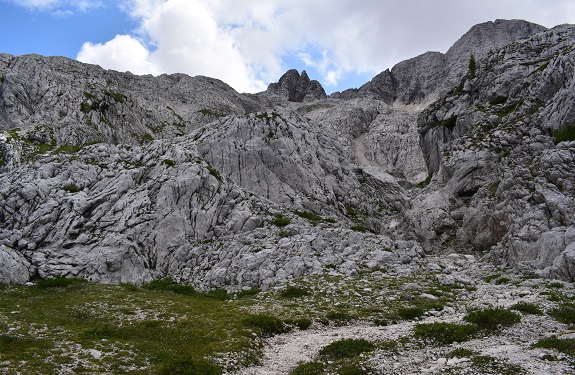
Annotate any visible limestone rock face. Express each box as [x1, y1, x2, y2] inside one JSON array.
[[411, 24, 575, 279], [266, 69, 327, 102], [1, 19, 575, 286]]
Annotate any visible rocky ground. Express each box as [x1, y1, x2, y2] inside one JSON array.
[[235, 253, 575, 374]]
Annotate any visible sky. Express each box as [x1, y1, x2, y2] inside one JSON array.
[[0, 1, 574, 94]]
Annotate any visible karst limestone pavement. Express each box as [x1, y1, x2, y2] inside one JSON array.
[[1, 19, 575, 289]]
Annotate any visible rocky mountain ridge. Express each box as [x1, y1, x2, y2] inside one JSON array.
[[1, 19, 575, 289]]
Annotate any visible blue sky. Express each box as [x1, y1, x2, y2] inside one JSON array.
[[0, 1, 574, 93]]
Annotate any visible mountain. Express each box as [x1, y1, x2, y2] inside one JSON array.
[[1, 19, 574, 289]]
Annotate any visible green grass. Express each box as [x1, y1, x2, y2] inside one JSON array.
[[413, 322, 478, 345], [280, 286, 310, 298], [36, 276, 87, 288], [0, 281, 261, 374], [318, 338, 374, 359], [237, 288, 261, 298], [463, 307, 521, 331]]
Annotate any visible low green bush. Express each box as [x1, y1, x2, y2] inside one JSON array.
[[463, 307, 521, 331], [548, 303, 575, 325], [510, 302, 543, 315], [552, 123, 575, 144], [272, 214, 291, 227], [162, 159, 176, 167], [63, 184, 81, 193], [285, 318, 312, 330], [397, 306, 425, 320], [414, 322, 478, 345], [319, 338, 374, 359], [532, 336, 575, 356], [326, 311, 354, 325], [244, 314, 287, 336], [337, 365, 367, 375], [489, 96, 508, 105], [470, 355, 525, 374]]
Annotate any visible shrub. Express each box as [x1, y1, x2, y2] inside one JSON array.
[[414, 322, 478, 345], [469, 54, 476, 78], [552, 124, 575, 144], [326, 311, 354, 325], [548, 303, 575, 325], [272, 214, 291, 227], [495, 277, 511, 285], [350, 224, 368, 233], [337, 365, 367, 375], [244, 314, 287, 336], [289, 361, 324, 375], [463, 307, 521, 331], [547, 282, 565, 289], [293, 210, 323, 222], [489, 96, 508, 105], [162, 159, 176, 167], [470, 355, 525, 374], [63, 184, 81, 193], [319, 338, 374, 359], [510, 302, 543, 315], [532, 336, 575, 356], [278, 229, 296, 237], [285, 318, 312, 330], [280, 286, 310, 298], [397, 306, 425, 320]]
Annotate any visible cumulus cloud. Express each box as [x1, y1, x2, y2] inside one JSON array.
[[77, 35, 158, 75], [73, 0, 575, 92]]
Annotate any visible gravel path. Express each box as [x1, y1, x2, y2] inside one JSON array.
[[234, 254, 575, 374]]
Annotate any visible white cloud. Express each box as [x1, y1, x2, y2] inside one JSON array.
[[77, 34, 158, 75], [73, 0, 575, 92], [2, 0, 103, 12]]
